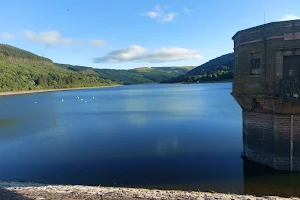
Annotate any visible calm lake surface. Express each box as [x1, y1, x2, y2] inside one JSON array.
[[1, 83, 300, 197]]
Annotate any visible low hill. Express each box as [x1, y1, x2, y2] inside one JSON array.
[[0, 44, 52, 64], [0, 44, 115, 92], [164, 53, 234, 83], [56, 63, 195, 85]]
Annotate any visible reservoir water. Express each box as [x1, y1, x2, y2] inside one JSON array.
[[0, 83, 300, 197]]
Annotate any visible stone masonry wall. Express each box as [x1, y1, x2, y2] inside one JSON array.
[[243, 111, 274, 168], [273, 114, 290, 171], [293, 115, 300, 171], [232, 19, 300, 97], [242, 110, 300, 171]]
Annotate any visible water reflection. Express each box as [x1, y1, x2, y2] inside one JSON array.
[[121, 85, 205, 127], [243, 159, 300, 197], [156, 138, 179, 155], [0, 118, 21, 140], [0, 118, 16, 128], [1, 83, 278, 196], [0, 92, 62, 141]]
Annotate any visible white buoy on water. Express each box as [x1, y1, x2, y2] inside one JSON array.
[[34, 102, 36, 104], [93, 97, 94, 99], [62, 99, 64, 102]]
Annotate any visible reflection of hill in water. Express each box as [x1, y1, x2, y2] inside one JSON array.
[[243, 158, 300, 197], [0, 92, 61, 141], [0, 118, 16, 128]]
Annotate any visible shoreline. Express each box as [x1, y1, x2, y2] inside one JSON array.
[[161, 79, 233, 85], [0, 181, 297, 200], [0, 82, 233, 97], [0, 85, 122, 97]]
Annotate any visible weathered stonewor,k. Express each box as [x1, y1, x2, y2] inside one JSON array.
[[232, 19, 300, 171]]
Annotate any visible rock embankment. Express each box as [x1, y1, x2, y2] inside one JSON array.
[[0, 181, 299, 200]]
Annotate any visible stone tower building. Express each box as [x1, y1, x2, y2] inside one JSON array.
[[232, 19, 300, 171]]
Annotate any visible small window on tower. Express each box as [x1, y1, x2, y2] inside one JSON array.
[[250, 53, 261, 75]]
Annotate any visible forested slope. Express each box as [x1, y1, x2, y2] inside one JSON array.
[[164, 53, 234, 83], [0, 44, 115, 92]]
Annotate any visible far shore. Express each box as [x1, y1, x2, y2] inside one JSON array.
[[166, 79, 233, 85], [0, 85, 122, 97], [0, 81, 234, 97]]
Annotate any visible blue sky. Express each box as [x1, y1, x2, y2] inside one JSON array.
[[0, 0, 299, 69]]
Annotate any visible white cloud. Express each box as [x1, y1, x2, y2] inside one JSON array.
[[162, 13, 175, 22], [94, 45, 202, 63], [94, 45, 147, 63], [183, 7, 190, 14], [89, 40, 106, 47], [147, 11, 160, 18], [0, 33, 15, 39], [146, 4, 177, 23], [279, 14, 300, 21], [24, 30, 73, 45]]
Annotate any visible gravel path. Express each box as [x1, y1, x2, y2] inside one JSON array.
[[0, 181, 299, 200]]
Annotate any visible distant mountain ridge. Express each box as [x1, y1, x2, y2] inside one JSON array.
[[56, 63, 196, 85], [164, 53, 234, 83]]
